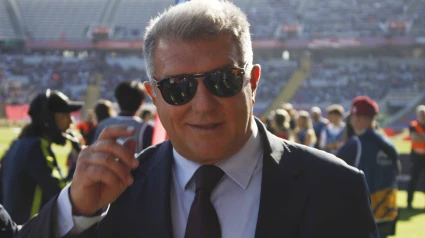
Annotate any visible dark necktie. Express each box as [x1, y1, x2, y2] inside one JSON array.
[[184, 165, 224, 238]]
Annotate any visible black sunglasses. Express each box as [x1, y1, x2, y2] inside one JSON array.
[[152, 66, 246, 105]]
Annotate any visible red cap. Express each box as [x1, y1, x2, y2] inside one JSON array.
[[351, 96, 379, 117]]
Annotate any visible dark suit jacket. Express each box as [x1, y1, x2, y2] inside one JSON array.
[[17, 118, 379, 238]]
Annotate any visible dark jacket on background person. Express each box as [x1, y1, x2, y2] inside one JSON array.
[[2, 138, 67, 224], [337, 128, 400, 236]]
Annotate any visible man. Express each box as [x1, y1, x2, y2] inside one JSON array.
[[310, 106, 328, 148], [319, 104, 346, 154], [337, 96, 400, 238], [91, 81, 153, 152], [17, 1, 378, 237], [407, 104, 425, 209], [2, 89, 82, 224], [93, 99, 116, 124]]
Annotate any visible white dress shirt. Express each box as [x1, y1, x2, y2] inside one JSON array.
[[55, 120, 263, 238]]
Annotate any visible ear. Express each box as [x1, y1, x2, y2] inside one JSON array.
[[249, 64, 261, 104], [144, 81, 156, 105]]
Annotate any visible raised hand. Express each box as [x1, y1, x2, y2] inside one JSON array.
[[69, 126, 139, 216]]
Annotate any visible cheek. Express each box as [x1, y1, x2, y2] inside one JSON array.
[[157, 104, 185, 131]]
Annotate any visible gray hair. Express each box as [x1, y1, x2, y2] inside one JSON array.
[[143, 0, 253, 95]]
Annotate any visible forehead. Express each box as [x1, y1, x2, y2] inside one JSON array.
[[153, 34, 240, 79]]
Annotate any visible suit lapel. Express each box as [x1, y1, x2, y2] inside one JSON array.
[[130, 141, 174, 238], [254, 119, 310, 238]]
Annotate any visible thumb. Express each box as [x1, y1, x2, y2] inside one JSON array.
[[123, 138, 137, 155]]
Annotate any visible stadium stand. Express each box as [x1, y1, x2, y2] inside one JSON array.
[[0, 0, 17, 39], [291, 58, 425, 108], [0, 0, 423, 40], [0, 53, 149, 104], [112, 0, 173, 40], [246, 0, 298, 39], [17, 0, 109, 40]]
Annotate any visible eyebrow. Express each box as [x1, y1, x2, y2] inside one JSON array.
[[155, 63, 239, 81]]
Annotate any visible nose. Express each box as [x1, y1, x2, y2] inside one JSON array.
[[190, 79, 218, 113]]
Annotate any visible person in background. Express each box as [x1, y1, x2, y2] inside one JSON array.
[[93, 99, 116, 125], [76, 110, 97, 145], [407, 104, 425, 209], [140, 109, 155, 125], [92, 81, 153, 153], [310, 106, 328, 148], [337, 96, 400, 238], [1, 89, 82, 224], [267, 109, 291, 140], [343, 114, 356, 142], [280, 102, 298, 131], [17, 1, 378, 237], [319, 104, 346, 154], [294, 110, 317, 147]]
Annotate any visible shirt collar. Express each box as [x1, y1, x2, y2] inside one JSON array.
[[115, 116, 142, 121], [173, 119, 262, 191]]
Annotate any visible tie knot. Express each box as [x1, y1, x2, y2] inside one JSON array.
[[194, 165, 224, 193]]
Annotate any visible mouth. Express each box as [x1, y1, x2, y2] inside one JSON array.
[[188, 122, 224, 130]]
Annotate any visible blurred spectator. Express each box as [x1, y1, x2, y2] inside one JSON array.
[[267, 109, 291, 140], [92, 81, 153, 154], [319, 104, 346, 154], [337, 96, 400, 238], [1, 90, 82, 224], [311, 106, 329, 148], [280, 103, 298, 131], [140, 109, 155, 125], [93, 99, 116, 124], [295, 110, 317, 147], [407, 105, 425, 209], [76, 110, 97, 145]]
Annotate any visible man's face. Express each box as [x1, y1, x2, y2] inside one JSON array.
[[145, 34, 260, 164], [55, 112, 72, 132]]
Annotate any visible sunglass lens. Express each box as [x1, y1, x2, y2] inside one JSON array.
[[204, 69, 243, 97], [161, 78, 198, 105]]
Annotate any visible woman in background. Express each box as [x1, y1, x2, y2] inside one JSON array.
[[295, 110, 317, 147], [268, 109, 292, 140]]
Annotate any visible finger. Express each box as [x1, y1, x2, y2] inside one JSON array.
[[123, 138, 139, 168], [85, 165, 130, 191], [86, 152, 133, 185], [91, 139, 138, 169], [123, 138, 137, 155], [97, 126, 135, 141]]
